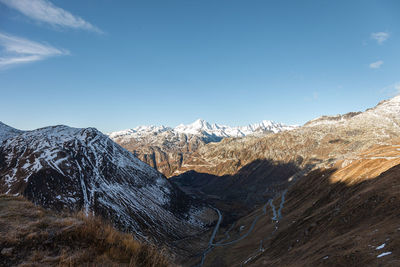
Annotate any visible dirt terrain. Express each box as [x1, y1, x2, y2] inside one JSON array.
[[190, 142, 400, 266]]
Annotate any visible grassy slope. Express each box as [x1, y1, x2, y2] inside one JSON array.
[[0, 195, 172, 267]]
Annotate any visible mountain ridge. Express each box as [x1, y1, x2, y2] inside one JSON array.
[[0, 121, 22, 143], [108, 118, 297, 141], [0, 123, 211, 248]]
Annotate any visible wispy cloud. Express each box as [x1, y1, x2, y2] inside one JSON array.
[[369, 60, 383, 69], [371, 32, 390, 44], [0, 32, 68, 68], [0, 0, 102, 33], [380, 82, 400, 97]]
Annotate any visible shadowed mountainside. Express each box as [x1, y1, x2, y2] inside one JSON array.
[[170, 159, 303, 221]]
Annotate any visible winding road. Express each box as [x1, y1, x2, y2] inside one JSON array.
[[197, 207, 222, 267], [196, 189, 289, 266], [241, 189, 288, 266]]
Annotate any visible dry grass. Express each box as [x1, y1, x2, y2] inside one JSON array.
[[0, 195, 172, 267]]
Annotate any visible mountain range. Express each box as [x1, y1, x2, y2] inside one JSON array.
[[108, 119, 296, 177], [109, 119, 296, 141], [1, 95, 400, 266]]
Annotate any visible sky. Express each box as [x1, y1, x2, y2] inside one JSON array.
[[0, 0, 399, 133]]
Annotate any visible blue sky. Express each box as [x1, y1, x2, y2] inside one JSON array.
[[0, 0, 399, 132]]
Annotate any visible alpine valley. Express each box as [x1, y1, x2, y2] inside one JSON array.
[[1, 96, 400, 266]]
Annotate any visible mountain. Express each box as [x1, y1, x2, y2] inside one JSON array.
[[196, 142, 400, 266], [178, 95, 400, 176], [175, 96, 400, 266], [174, 119, 296, 138], [165, 95, 400, 225], [0, 124, 211, 247], [109, 119, 296, 141], [0, 121, 22, 143], [108, 119, 296, 177]]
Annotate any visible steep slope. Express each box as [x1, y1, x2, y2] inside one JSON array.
[[198, 142, 400, 266], [0, 125, 210, 246], [0, 121, 22, 143], [109, 119, 296, 177], [0, 195, 171, 267]]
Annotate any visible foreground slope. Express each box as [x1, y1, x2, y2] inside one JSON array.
[[0, 195, 171, 267], [0, 125, 209, 245], [199, 142, 400, 266]]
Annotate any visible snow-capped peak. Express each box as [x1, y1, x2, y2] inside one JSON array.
[[108, 119, 297, 142], [175, 119, 214, 135]]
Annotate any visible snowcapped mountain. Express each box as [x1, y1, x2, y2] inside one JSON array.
[[180, 95, 400, 181], [0, 124, 209, 243], [175, 119, 295, 137], [305, 95, 400, 128], [0, 121, 22, 143], [108, 119, 296, 177], [109, 119, 296, 142]]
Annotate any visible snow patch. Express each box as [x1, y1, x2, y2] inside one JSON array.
[[377, 252, 392, 258], [376, 243, 385, 250]]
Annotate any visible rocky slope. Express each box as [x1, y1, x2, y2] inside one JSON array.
[[0, 124, 211, 246], [196, 142, 400, 266], [108, 119, 296, 177]]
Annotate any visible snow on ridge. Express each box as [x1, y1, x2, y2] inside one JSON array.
[[1, 123, 208, 240], [0, 121, 23, 143], [304, 95, 400, 128], [108, 118, 297, 141], [2, 124, 160, 184], [108, 125, 170, 139]]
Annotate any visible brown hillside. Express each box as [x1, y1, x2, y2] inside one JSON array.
[[0, 195, 172, 267], [195, 143, 400, 266]]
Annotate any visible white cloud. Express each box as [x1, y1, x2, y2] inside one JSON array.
[[371, 32, 390, 44], [380, 82, 400, 96], [0, 0, 102, 33], [0, 32, 68, 68], [369, 60, 383, 69]]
